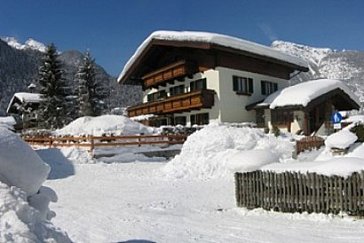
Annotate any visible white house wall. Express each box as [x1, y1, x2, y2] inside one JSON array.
[[141, 67, 289, 125], [216, 67, 288, 123]]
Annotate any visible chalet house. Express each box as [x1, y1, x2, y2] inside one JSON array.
[[117, 30, 309, 126], [248, 79, 360, 135], [6, 92, 42, 129]]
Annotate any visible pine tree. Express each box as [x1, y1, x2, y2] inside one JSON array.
[[76, 51, 106, 117], [38, 43, 70, 129]]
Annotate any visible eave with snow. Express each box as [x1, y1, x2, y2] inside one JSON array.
[[117, 30, 308, 126], [247, 79, 360, 135]]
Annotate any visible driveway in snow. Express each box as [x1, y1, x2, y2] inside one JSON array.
[[44, 161, 364, 243]]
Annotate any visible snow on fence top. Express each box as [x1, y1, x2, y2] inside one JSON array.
[[258, 79, 360, 109], [261, 157, 364, 178], [118, 30, 308, 82]]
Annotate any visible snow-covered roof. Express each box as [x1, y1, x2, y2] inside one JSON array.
[[14, 92, 42, 103], [258, 79, 360, 109], [6, 92, 42, 114], [118, 30, 309, 82]]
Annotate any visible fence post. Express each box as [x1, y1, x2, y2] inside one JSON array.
[[89, 135, 94, 153]]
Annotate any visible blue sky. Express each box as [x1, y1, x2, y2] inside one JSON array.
[[1, 0, 363, 76]]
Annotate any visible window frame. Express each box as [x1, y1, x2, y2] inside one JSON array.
[[232, 76, 254, 95], [261, 80, 278, 95]]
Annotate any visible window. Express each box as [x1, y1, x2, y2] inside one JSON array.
[[190, 113, 209, 125], [169, 85, 185, 96], [174, 116, 186, 126], [261, 81, 278, 95], [147, 90, 167, 102], [271, 110, 293, 125], [190, 78, 207, 92], [233, 76, 253, 95]]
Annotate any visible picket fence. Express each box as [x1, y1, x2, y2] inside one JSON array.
[[235, 170, 364, 216]]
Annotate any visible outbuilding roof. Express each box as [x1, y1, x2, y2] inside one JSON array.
[[254, 79, 360, 110]]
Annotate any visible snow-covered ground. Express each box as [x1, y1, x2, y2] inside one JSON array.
[[43, 161, 364, 243], [38, 123, 364, 242]]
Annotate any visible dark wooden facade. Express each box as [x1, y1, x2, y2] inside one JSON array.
[[119, 39, 308, 86], [128, 89, 215, 117]]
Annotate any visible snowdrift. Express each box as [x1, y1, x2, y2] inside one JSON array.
[[0, 127, 71, 242], [0, 127, 50, 196], [163, 124, 293, 179], [55, 115, 155, 136], [0, 182, 71, 242]]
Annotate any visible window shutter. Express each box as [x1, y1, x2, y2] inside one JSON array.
[[248, 78, 253, 93], [261, 81, 266, 95], [233, 76, 238, 91]]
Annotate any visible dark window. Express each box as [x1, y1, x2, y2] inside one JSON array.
[[190, 78, 207, 92], [271, 110, 293, 125], [147, 90, 167, 102], [190, 113, 209, 125], [256, 109, 265, 127], [169, 85, 185, 96], [233, 76, 253, 95], [174, 116, 186, 126], [261, 81, 278, 95]]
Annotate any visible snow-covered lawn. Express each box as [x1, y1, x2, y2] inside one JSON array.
[[44, 161, 364, 243]]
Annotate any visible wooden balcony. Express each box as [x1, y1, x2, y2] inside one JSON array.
[[128, 89, 215, 117], [142, 60, 197, 89]]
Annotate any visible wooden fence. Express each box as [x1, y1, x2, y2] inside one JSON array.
[[296, 136, 325, 155], [23, 134, 187, 152], [235, 170, 364, 216]]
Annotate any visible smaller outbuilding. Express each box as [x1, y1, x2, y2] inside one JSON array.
[[247, 79, 360, 135], [6, 92, 42, 129]]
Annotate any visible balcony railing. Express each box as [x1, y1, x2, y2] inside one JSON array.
[[142, 60, 197, 89], [128, 89, 215, 117]]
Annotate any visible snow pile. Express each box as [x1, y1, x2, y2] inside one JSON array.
[[262, 157, 364, 178], [0, 116, 16, 130], [163, 124, 293, 179], [259, 79, 359, 109], [118, 30, 308, 82], [55, 115, 155, 136], [0, 127, 50, 196], [0, 127, 71, 242], [343, 115, 364, 124], [0, 182, 71, 242], [325, 130, 358, 149]]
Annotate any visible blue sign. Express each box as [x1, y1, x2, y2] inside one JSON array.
[[331, 112, 343, 124]]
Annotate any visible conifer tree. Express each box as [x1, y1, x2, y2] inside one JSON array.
[[38, 43, 70, 129], [76, 51, 106, 116]]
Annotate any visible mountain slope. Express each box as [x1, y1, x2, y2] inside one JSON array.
[[0, 38, 141, 115], [272, 40, 364, 103]]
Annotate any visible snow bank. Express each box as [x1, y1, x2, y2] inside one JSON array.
[[0, 182, 71, 242], [55, 115, 155, 136], [0, 116, 16, 130], [163, 124, 293, 179], [325, 130, 357, 149], [262, 157, 364, 178], [0, 127, 50, 196]]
